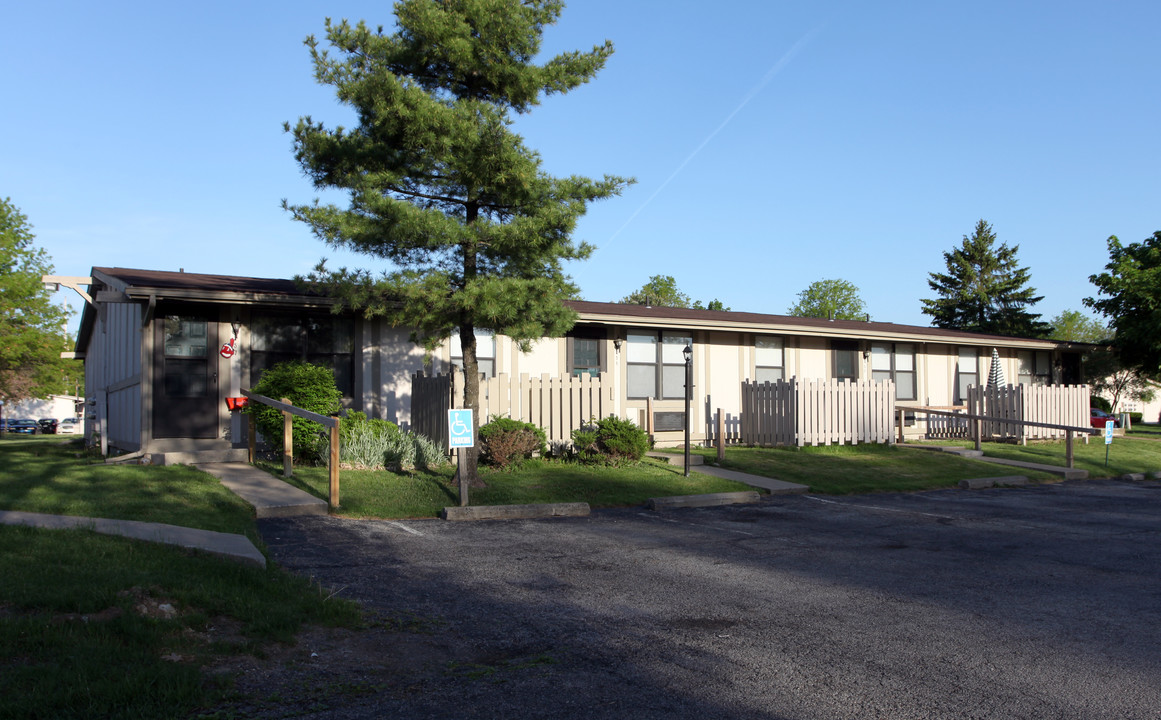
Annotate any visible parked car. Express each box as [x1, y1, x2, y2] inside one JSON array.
[[5, 419, 41, 435], [37, 418, 59, 434], [57, 418, 81, 435], [1090, 408, 1119, 429]]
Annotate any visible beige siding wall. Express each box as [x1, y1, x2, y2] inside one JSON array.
[[796, 337, 829, 380]]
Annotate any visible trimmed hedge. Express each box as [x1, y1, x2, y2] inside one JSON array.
[[247, 361, 343, 463]]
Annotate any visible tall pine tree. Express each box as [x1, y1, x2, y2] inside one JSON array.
[[284, 1, 630, 488], [921, 220, 1050, 338]]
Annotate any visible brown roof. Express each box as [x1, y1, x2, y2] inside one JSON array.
[[83, 268, 1058, 349], [93, 267, 308, 296], [564, 300, 1057, 347]]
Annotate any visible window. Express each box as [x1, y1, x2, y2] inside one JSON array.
[[567, 328, 606, 377], [163, 316, 208, 397], [871, 342, 916, 400], [956, 348, 978, 402], [755, 336, 784, 383], [1017, 351, 1051, 386], [450, 329, 495, 378], [833, 340, 859, 382], [627, 331, 692, 399], [251, 314, 354, 397]]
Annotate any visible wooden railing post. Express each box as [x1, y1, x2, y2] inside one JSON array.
[[282, 397, 293, 478], [897, 408, 905, 444], [1066, 431, 1074, 468], [247, 413, 256, 464], [329, 421, 340, 507]]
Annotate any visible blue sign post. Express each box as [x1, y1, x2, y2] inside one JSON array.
[[1104, 420, 1114, 466], [448, 409, 474, 507]]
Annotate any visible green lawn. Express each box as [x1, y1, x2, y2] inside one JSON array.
[[0, 436, 255, 535], [0, 438, 363, 720], [274, 457, 755, 518], [675, 443, 1060, 494], [928, 433, 1161, 479]]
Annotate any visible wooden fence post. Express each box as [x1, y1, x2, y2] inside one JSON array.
[[716, 408, 725, 462], [897, 407, 905, 444], [282, 397, 293, 478], [1066, 431, 1074, 469]]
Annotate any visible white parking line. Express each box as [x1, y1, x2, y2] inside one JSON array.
[[386, 521, 423, 536]]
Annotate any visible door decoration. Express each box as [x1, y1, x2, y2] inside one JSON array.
[[220, 323, 240, 359]]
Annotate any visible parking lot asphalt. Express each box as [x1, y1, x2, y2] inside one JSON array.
[[256, 479, 1161, 719]]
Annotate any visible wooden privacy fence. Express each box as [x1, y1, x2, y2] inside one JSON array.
[[740, 377, 896, 447], [411, 370, 614, 447], [966, 383, 1089, 441]]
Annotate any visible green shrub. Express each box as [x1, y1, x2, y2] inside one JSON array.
[[571, 415, 649, 466], [247, 361, 343, 464], [479, 417, 548, 469], [1091, 395, 1112, 412], [1130, 412, 1143, 425]]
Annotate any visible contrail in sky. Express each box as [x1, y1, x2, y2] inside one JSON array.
[[608, 24, 826, 243]]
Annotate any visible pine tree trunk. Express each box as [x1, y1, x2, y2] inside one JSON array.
[[458, 324, 485, 489]]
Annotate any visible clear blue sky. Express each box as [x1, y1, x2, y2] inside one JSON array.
[[4, 1, 1158, 334]]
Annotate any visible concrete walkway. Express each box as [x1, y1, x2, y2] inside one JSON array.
[[689, 463, 809, 494], [195, 463, 328, 518], [900, 444, 1090, 480]]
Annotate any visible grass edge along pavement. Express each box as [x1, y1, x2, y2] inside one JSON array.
[[0, 439, 365, 720], [266, 456, 760, 519]]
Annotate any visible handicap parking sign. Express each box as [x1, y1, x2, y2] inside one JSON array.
[[1105, 420, 1115, 445], [448, 409, 474, 448]]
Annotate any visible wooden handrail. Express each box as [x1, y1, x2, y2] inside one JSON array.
[[909, 405, 1097, 435], [239, 389, 341, 509]]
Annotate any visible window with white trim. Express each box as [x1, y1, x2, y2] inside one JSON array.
[[450, 329, 495, 378], [871, 342, 916, 400], [956, 347, 978, 402], [1017, 350, 1051, 386], [833, 340, 859, 382], [755, 336, 784, 383], [627, 331, 692, 399]]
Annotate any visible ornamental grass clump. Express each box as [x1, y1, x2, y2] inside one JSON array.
[[339, 411, 448, 471], [479, 417, 548, 470], [571, 415, 650, 466]]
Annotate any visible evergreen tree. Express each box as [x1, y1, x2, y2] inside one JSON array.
[[787, 279, 868, 320], [285, 1, 630, 488], [0, 198, 75, 404], [921, 220, 1050, 337]]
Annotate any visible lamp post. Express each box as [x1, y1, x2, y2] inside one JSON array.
[[683, 344, 692, 477]]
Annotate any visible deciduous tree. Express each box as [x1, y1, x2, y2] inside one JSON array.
[[922, 220, 1050, 337], [620, 275, 730, 311], [285, 1, 630, 489], [0, 198, 74, 404], [1085, 232, 1161, 375], [787, 279, 867, 320]]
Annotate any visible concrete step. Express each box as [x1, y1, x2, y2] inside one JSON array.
[[157, 449, 249, 466]]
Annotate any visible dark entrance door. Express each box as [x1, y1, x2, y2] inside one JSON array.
[[153, 314, 218, 439]]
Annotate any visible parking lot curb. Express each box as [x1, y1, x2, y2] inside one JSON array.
[[441, 502, 590, 521], [648, 491, 762, 510], [958, 476, 1029, 490]]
